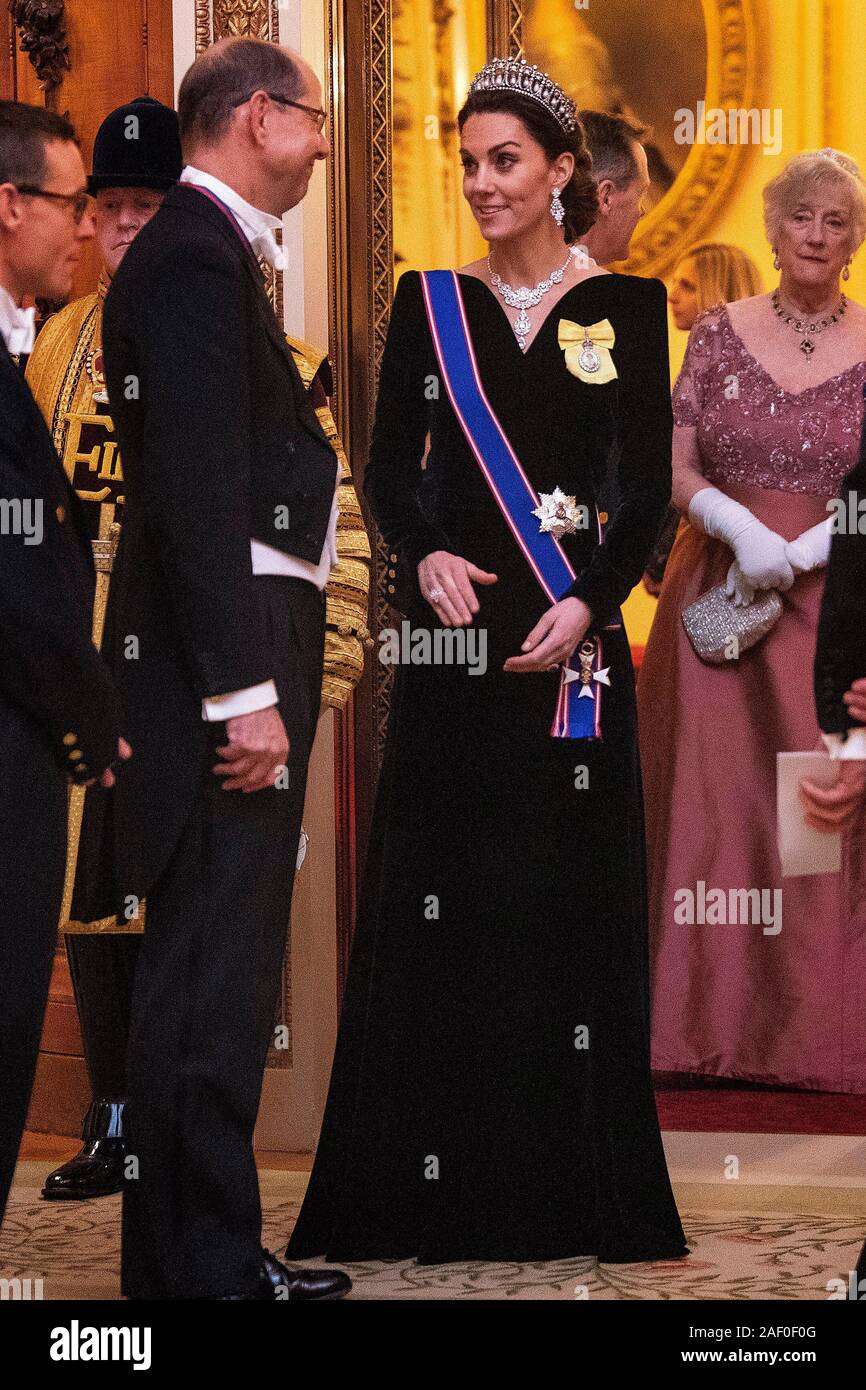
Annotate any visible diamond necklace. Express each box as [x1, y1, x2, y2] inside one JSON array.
[[771, 288, 848, 357], [487, 247, 574, 351]]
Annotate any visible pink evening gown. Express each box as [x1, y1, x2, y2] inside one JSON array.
[[639, 303, 866, 1093]]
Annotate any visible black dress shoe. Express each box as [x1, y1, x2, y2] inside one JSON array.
[[42, 1099, 127, 1200], [261, 1248, 351, 1301]]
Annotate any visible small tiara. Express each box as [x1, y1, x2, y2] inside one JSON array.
[[468, 57, 577, 135], [815, 147, 862, 178]]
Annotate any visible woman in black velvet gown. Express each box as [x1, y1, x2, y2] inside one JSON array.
[[288, 62, 687, 1266]]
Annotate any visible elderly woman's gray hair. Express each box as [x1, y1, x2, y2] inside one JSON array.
[[763, 148, 866, 258]]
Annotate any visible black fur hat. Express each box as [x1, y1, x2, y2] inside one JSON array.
[[88, 96, 182, 195]]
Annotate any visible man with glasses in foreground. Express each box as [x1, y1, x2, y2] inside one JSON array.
[[101, 38, 350, 1300], [0, 101, 126, 1229]]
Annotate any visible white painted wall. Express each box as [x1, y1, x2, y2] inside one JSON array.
[[171, 0, 195, 93]]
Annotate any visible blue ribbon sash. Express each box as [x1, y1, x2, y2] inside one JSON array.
[[420, 269, 614, 741]]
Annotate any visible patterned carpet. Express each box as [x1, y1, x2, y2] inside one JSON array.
[[2, 1161, 865, 1300]]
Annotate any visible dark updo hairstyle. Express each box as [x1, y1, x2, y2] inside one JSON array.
[[457, 87, 599, 244]]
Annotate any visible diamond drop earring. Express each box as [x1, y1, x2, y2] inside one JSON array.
[[773, 249, 781, 271], [843, 261, 851, 281], [550, 187, 565, 227]]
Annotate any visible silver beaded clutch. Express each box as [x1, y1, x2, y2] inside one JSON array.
[[681, 584, 783, 664]]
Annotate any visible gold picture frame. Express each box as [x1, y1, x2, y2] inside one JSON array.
[[499, 0, 760, 277]]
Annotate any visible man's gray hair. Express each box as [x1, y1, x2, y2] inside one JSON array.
[[178, 37, 303, 147], [579, 110, 648, 190]]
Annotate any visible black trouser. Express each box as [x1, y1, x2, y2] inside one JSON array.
[[0, 697, 66, 1225], [66, 770, 141, 1107], [66, 932, 140, 1100], [120, 578, 325, 1299]]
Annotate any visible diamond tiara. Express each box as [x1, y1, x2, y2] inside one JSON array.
[[814, 147, 862, 179], [468, 57, 578, 135]]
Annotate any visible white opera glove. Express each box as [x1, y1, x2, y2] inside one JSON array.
[[688, 486, 795, 607], [784, 517, 833, 575]]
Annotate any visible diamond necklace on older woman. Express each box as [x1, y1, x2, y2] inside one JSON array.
[[488, 245, 581, 351], [771, 286, 848, 357]]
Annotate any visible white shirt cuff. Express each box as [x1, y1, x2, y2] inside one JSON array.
[[201, 680, 278, 722], [822, 729, 866, 760]]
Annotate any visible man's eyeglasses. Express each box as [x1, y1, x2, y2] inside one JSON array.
[[15, 185, 92, 225], [231, 90, 328, 134]]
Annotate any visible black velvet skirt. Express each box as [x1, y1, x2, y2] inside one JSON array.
[[288, 565, 688, 1265]]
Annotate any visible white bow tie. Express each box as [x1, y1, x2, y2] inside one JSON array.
[[250, 228, 287, 273], [5, 305, 36, 356]]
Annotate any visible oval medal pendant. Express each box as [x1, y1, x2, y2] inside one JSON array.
[[578, 342, 601, 374]]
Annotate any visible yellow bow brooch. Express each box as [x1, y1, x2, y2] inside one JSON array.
[[558, 317, 617, 384]]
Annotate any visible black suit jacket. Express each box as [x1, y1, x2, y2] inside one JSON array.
[[814, 384, 866, 738], [102, 182, 338, 901], [0, 342, 120, 780]]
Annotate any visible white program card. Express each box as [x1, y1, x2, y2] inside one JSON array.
[[777, 751, 843, 878]]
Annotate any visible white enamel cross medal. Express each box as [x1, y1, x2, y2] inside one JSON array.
[[561, 639, 612, 698]]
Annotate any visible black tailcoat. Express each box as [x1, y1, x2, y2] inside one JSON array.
[[102, 183, 338, 904]]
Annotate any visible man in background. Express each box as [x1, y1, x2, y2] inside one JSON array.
[[579, 109, 650, 269], [579, 110, 652, 531]]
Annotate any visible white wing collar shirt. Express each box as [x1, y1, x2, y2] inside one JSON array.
[[0, 285, 36, 356], [180, 167, 340, 722]]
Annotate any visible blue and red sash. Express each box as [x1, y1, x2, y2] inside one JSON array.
[[420, 269, 616, 741]]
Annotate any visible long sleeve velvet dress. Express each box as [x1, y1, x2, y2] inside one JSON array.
[[287, 268, 688, 1264]]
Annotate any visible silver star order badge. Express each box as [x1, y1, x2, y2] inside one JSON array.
[[532, 486, 582, 540]]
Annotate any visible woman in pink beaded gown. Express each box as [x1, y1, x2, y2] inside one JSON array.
[[639, 150, 866, 1092]]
